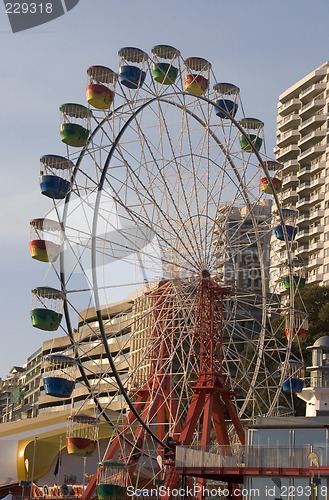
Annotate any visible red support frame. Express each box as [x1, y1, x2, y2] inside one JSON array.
[[82, 272, 245, 499]]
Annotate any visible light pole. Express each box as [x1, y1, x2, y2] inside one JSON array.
[[29, 437, 37, 500]]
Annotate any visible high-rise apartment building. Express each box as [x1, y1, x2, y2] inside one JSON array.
[[37, 290, 157, 415], [22, 347, 42, 418], [0, 366, 25, 422], [274, 61, 329, 286], [213, 201, 272, 293]]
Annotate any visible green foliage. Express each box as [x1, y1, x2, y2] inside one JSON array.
[[295, 284, 329, 343], [268, 285, 329, 416]]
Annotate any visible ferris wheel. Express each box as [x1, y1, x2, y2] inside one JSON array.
[[30, 45, 307, 496]]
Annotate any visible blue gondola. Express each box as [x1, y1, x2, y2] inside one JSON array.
[[281, 359, 305, 393], [274, 224, 297, 241], [213, 83, 239, 119], [282, 377, 305, 393], [118, 47, 148, 89], [40, 155, 73, 200], [43, 354, 77, 398]]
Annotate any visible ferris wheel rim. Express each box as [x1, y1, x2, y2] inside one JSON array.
[[54, 94, 293, 424]]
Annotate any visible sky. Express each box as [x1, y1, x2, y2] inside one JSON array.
[[1, 0, 329, 379]]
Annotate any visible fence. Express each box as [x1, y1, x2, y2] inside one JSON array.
[[175, 444, 328, 469]]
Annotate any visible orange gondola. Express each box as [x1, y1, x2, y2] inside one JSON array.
[[259, 160, 283, 194], [184, 57, 211, 96], [284, 310, 308, 342], [29, 218, 63, 263], [66, 414, 99, 456], [86, 65, 117, 110]]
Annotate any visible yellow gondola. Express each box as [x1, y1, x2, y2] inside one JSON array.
[[184, 57, 211, 96], [86, 65, 117, 110]]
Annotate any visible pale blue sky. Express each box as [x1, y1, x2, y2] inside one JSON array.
[[1, 0, 329, 378]]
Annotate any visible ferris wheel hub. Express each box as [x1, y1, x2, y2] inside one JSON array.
[[201, 269, 211, 279]]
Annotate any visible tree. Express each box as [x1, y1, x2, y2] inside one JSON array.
[[294, 284, 329, 346]]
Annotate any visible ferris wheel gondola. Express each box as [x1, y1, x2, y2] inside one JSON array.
[[183, 56, 211, 95], [59, 103, 91, 147], [43, 353, 77, 398], [118, 47, 148, 89], [239, 117, 264, 152], [213, 82, 240, 119], [86, 65, 117, 110], [29, 218, 63, 263], [39, 154, 74, 199], [151, 45, 180, 85]]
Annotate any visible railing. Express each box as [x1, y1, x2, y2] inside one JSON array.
[[299, 142, 326, 159], [175, 445, 329, 469], [300, 80, 326, 96], [278, 98, 300, 113], [279, 113, 300, 126], [300, 96, 325, 112]]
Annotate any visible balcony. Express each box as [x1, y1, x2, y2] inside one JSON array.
[[298, 129, 327, 149], [275, 144, 300, 162], [310, 178, 325, 190], [309, 208, 325, 221], [281, 159, 299, 176], [300, 81, 327, 102], [295, 178, 324, 199], [299, 113, 328, 134], [299, 98, 326, 119], [308, 225, 324, 237], [295, 228, 310, 241], [307, 272, 323, 284], [301, 192, 325, 211], [310, 191, 325, 203], [296, 181, 310, 195], [310, 160, 326, 175], [282, 174, 298, 187], [308, 240, 324, 252], [296, 212, 310, 228], [281, 188, 298, 203], [295, 244, 309, 257], [296, 196, 311, 209], [308, 256, 324, 270], [298, 143, 326, 163], [276, 129, 300, 148], [278, 98, 301, 116], [277, 113, 301, 132], [297, 165, 311, 181]]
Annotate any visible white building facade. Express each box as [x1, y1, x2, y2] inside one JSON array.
[[274, 62, 329, 287]]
